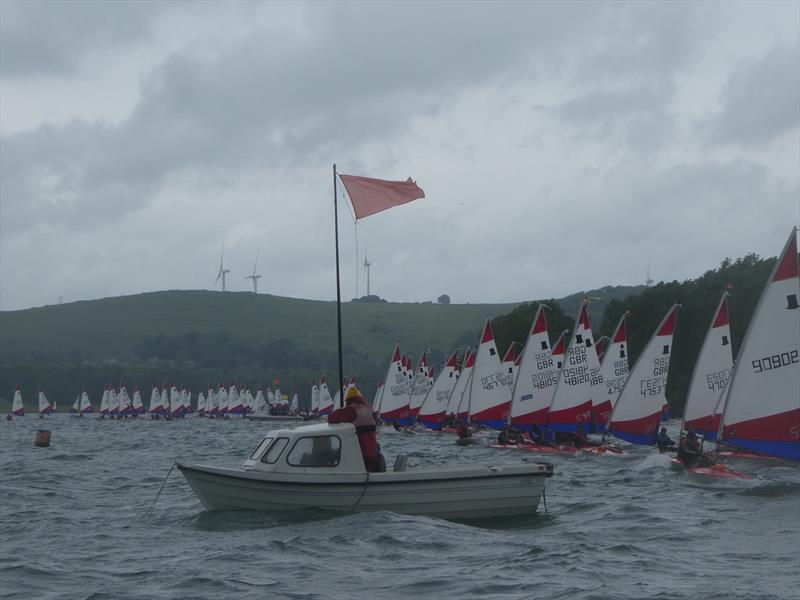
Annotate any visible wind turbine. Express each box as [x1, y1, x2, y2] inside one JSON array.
[[215, 246, 231, 291], [363, 252, 372, 296], [245, 249, 262, 294]]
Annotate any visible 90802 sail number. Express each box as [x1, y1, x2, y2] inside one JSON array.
[[752, 349, 798, 373]]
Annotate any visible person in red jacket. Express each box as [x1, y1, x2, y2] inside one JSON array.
[[328, 386, 379, 472]]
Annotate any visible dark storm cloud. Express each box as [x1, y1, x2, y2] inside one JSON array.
[[1, 1, 615, 237], [705, 43, 800, 146], [0, 0, 168, 77]]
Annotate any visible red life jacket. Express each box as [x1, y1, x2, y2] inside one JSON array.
[[351, 401, 377, 434]]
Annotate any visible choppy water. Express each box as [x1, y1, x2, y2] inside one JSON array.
[[1, 416, 798, 600]]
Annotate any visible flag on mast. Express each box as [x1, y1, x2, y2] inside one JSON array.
[[338, 174, 425, 220]]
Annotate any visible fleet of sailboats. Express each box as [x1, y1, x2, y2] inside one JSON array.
[[6, 229, 798, 467]]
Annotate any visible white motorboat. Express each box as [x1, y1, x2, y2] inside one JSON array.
[[178, 422, 553, 519]]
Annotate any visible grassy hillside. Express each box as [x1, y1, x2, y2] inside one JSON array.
[[0, 291, 518, 365]]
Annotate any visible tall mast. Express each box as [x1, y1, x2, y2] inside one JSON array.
[[333, 164, 345, 407]]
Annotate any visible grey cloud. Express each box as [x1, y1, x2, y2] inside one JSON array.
[[705, 43, 800, 146], [0, 0, 169, 77]]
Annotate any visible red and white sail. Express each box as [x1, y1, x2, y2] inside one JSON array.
[[609, 304, 679, 445], [418, 353, 460, 430], [79, 389, 92, 414], [99, 386, 110, 416], [451, 350, 475, 420], [683, 292, 733, 439], [317, 377, 334, 416], [70, 394, 80, 415], [119, 386, 133, 417], [37, 389, 53, 415], [132, 386, 145, 415], [547, 302, 602, 433], [409, 353, 432, 419], [108, 387, 120, 417], [378, 344, 412, 425], [719, 229, 800, 460], [510, 307, 562, 431], [501, 343, 520, 390], [595, 314, 630, 432], [468, 319, 513, 429], [11, 385, 24, 416]]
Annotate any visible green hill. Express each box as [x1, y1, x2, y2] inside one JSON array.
[[0, 287, 638, 407], [0, 291, 518, 364]]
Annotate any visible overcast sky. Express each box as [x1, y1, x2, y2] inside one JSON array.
[[1, 1, 798, 311]]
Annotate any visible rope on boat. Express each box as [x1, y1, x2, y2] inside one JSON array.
[[349, 474, 370, 513], [148, 461, 177, 514]]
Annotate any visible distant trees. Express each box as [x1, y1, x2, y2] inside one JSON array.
[[437, 294, 451, 305], [351, 295, 387, 303]]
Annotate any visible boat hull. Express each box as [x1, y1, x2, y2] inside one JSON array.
[[177, 462, 552, 520]]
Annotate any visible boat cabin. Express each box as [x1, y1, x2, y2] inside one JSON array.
[[242, 423, 368, 475]]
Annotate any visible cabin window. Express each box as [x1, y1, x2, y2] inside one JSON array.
[[287, 435, 342, 468], [249, 436, 274, 460], [261, 438, 289, 464]]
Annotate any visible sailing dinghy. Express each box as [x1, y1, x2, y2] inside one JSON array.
[[607, 304, 678, 445], [547, 301, 602, 435], [683, 292, 733, 439], [79, 389, 93, 415], [11, 385, 24, 417], [509, 306, 565, 433], [38, 389, 54, 416], [717, 228, 799, 460], [468, 319, 513, 429], [594, 314, 629, 432], [377, 345, 412, 426], [417, 353, 460, 430]]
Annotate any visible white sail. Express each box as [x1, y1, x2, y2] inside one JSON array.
[[447, 350, 473, 417], [683, 292, 733, 438], [38, 389, 53, 415], [79, 390, 92, 414], [719, 229, 799, 459], [500, 343, 520, 390], [197, 391, 207, 415], [70, 394, 80, 414], [100, 387, 110, 416], [608, 304, 679, 445], [377, 344, 412, 425], [290, 393, 299, 414], [468, 319, 513, 429], [418, 353, 460, 430], [311, 381, 320, 414], [595, 314, 630, 432], [119, 386, 132, 417], [131, 387, 145, 414], [409, 353, 431, 419], [217, 385, 229, 416], [510, 306, 562, 431], [317, 378, 334, 416], [148, 386, 161, 414], [547, 301, 603, 434], [207, 385, 219, 416], [372, 378, 384, 413], [108, 387, 120, 417], [11, 385, 24, 416]]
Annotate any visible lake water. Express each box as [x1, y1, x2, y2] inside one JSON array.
[[1, 416, 798, 599]]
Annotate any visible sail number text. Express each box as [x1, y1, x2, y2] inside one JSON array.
[[752, 349, 798, 374]]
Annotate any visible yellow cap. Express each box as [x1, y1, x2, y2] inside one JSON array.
[[345, 386, 363, 402]]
